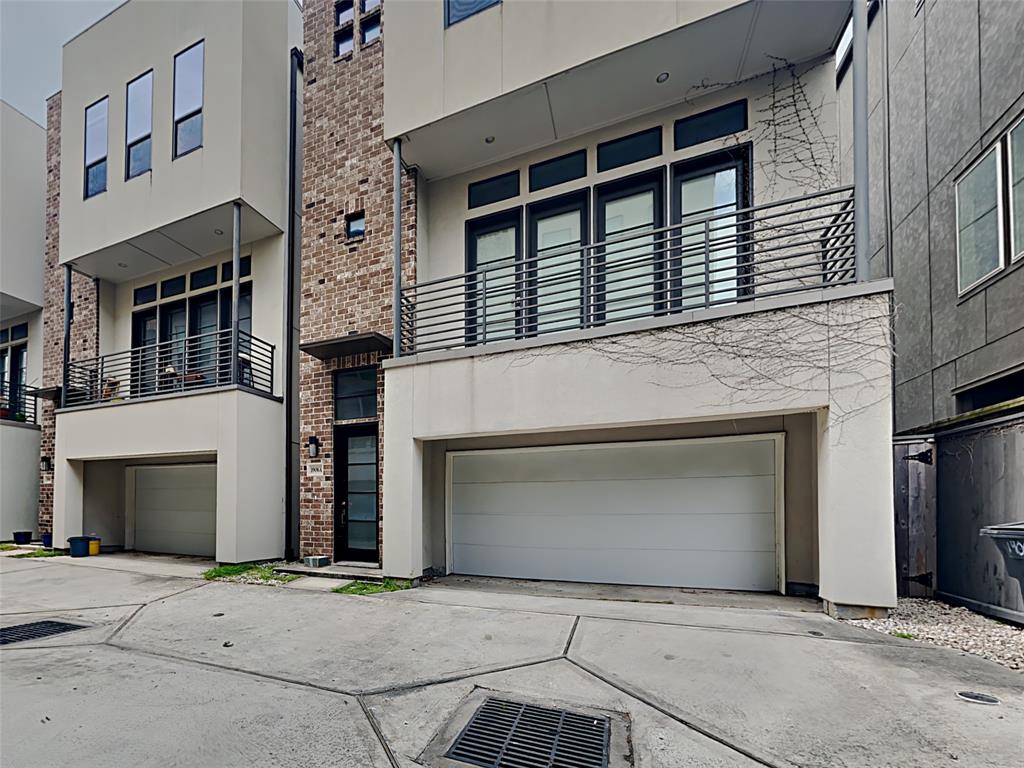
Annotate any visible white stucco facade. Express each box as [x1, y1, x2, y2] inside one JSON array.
[[384, 286, 897, 610]]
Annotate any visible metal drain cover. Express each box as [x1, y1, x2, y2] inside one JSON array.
[[956, 691, 1000, 705], [0, 620, 86, 646], [446, 697, 610, 768]]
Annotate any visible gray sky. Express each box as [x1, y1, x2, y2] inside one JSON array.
[[1, 0, 124, 126]]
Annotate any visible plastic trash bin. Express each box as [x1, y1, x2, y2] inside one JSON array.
[[41, 533, 53, 548], [68, 536, 91, 558], [88, 537, 101, 556], [12, 531, 32, 545]]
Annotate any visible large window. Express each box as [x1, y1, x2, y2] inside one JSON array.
[[173, 41, 204, 158], [125, 71, 153, 179], [446, 0, 500, 26], [466, 208, 521, 343], [84, 97, 108, 198], [955, 116, 1024, 294], [0, 323, 29, 420]]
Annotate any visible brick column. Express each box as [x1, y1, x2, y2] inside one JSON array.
[[38, 92, 99, 534], [299, 0, 416, 560]]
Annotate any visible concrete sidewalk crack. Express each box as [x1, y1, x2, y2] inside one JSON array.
[[566, 655, 788, 768], [562, 615, 580, 655], [357, 695, 401, 768]]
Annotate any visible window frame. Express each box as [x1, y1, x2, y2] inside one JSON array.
[[445, 0, 501, 27], [125, 69, 153, 180], [334, 25, 355, 58], [333, 366, 378, 422], [954, 142, 1005, 295], [1008, 115, 1024, 264], [360, 8, 382, 47], [83, 96, 109, 199], [172, 40, 205, 159], [465, 206, 523, 344]]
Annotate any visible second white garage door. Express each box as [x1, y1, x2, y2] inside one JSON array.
[[133, 465, 216, 557], [449, 436, 782, 591]]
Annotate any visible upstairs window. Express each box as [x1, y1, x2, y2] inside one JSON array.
[[955, 115, 1023, 294], [173, 41, 204, 158], [335, 25, 354, 57], [125, 71, 153, 179], [446, 0, 500, 27], [956, 145, 1001, 293], [84, 97, 108, 198], [336, 0, 354, 26], [361, 3, 381, 46]]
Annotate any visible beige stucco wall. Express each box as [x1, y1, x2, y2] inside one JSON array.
[[0, 101, 45, 312], [420, 56, 840, 280], [58, 0, 299, 264], [53, 389, 284, 562], [0, 423, 41, 539], [383, 0, 745, 139], [383, 289, 896, 608]]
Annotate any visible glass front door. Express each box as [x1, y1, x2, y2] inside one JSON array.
[[334, 424, 379, 563], [131, 308, 158, 396]]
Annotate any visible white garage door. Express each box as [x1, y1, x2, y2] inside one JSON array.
[[134, 465, 216, 557], [450, 436, 781, 591]]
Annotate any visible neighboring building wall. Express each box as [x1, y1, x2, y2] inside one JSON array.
[[887, 0, 1024, 433], [39, 93, 99, 534], [299, 0, 415, 559], [0, 101, 45, 311]]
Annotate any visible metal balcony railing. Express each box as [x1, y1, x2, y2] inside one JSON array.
[[400, 186, 856, 355], [63, 328, 274, 408], [0, 380, 36, 424]]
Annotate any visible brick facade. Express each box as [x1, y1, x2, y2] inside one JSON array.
[[299, 0, 416, 560], [38, 93, 100, 533]]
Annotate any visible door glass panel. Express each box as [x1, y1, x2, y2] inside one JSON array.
[[475, 225, 517, 341], [348, 493, 377, 522], [603, 190, 655, 320], [191, 296, 219, 378], [161, 305, 187, 388], [347, 521, 377, 551], [349, 435, 376, 463], [132, 311, 158, 396], [348, 462, 376, 493], [533, 209, 582, 332], [678, 169, 738, 307]]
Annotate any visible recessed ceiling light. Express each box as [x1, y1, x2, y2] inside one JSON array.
[[214, 228, 224, 235], [656, 72, 670, 84], [117, 262, 128, 268], [484, 136, 495, 144]]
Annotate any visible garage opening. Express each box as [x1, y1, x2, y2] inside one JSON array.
[[447, 435, 784, 591], [129, 465, 216, 558]]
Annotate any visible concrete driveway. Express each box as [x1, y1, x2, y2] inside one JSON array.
[[1, 554, 1020, 768]]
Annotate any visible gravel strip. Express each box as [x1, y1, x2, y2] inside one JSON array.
[[847, 598, 1023, 670]]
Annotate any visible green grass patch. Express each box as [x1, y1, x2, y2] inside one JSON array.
[[11, 549, 64, 558], [333, 578, 412, 595], [892, 631, 915, 640], [202, 562, 298, 585], [0, 543, 21, 551]]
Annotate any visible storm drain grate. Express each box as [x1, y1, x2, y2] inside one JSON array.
[[445, 697, 610, 768], [0, 620, 86, 646]]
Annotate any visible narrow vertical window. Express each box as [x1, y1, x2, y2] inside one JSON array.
[[1009, 119, 1024, 262], [955, 145, 1002, 293], [335, 26, 354, 57], [173, 41, 204, 158], [125, 71, 153, 179], [361, 0, 382, 45], [84, 97, 108, 198]]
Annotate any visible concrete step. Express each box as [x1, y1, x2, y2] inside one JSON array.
[[273, 563, 386, 582]]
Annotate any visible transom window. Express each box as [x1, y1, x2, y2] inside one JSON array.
[[334, 367, 377, 420], [84, 97, 108, 198], [173, 41, 204, 158], [125, 71, 153, 179], [955, 115, 1023, 294]]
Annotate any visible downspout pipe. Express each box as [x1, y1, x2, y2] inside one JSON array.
[[284, 46, 303, 562], [61, 265, 72, 408], [392, 138, 402, 357], [853, 0, 870, 282]]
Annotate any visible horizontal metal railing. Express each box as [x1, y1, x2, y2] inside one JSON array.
[[400, 186, 856, 355], [0, 380, 36, 424], [63, 328, 275, 408]]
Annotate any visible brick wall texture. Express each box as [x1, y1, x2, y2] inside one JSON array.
[[38, 92, 100, 532], [299, 0, 416, 560]]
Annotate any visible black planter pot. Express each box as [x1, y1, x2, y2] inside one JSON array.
[[12, 531, 32, 545]]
